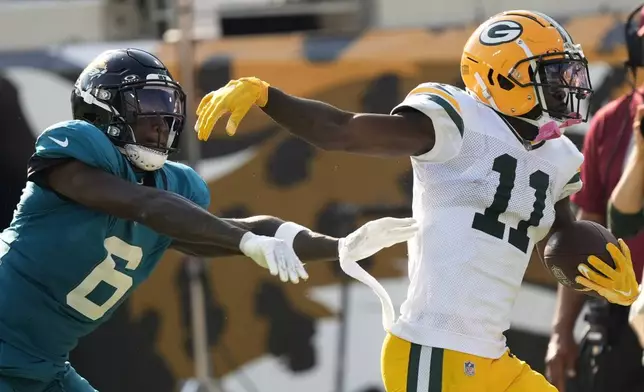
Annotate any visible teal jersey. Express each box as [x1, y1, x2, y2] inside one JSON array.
[[0, 120, 210, 363]]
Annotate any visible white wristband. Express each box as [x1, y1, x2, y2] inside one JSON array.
[[274, 221, 309, 247], [238, 231, 257, 256]]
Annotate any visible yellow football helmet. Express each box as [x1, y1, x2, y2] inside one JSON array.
[[461, 10, 593, 142]]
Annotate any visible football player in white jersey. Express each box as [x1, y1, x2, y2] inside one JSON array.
[[193, 9, 641, 392]]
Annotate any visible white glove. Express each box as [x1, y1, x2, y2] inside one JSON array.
[[338, 217, 419, 331], [239, 232, 309, 284]]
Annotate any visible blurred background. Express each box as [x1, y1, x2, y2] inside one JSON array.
[[0, 1, 640, 392]]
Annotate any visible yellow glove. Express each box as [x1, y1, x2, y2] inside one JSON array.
[[194, 77, 270, 140], [575, 239, 641, 306]]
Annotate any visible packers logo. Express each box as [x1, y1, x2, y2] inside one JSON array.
[[479, 20, 523, 46]]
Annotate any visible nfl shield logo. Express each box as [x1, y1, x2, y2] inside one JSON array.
[[464, 361, 475, 377]]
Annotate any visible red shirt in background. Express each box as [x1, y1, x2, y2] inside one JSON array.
[[571, 88, 644, 282]]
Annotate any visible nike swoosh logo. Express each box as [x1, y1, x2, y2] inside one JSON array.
[[48, 136, 68, 147], [578, 264, 591, 278], [615, 288, 632, 297]]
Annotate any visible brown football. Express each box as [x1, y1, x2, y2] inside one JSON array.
[[543, 220, 617, 295]]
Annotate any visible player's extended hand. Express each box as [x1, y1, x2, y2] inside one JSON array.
[[575, 239, 640, 306], [338, 217, 419, 330], [194, 77, 270, 140], [239, 232, 308, 284]]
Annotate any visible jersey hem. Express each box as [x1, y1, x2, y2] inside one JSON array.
[[390, 320, 507, 359]]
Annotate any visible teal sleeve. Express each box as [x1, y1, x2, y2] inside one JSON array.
[[165, 162, 211, 209], [154, 163, 211, 250], [185, 169, 211, 210], [34, 120, 123, 175]]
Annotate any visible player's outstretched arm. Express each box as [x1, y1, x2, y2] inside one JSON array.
[[261, 87, 434, 157], [47, 160, 246, 248], [173, 215, 418, 265], [194, 78, 436, 158], [170, 215, 339, 262], [43, 160, 309, 283]]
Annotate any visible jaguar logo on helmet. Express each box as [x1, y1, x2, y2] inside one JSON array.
[[479, 20, 523, 46]]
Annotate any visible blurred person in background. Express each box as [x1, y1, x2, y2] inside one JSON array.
[[609, 105, 644, 241], [613, 102, 644, 373], [545, 4, 644, 392]]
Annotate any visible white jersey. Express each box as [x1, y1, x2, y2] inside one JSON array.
[[388, 82, 583, 359]]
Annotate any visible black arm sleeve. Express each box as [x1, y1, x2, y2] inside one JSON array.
[[608, 202, 644, 239]]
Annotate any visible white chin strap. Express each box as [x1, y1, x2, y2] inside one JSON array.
[[123, 144, 168, 171]]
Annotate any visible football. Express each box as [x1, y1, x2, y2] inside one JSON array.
[[543, 220, 618, 294]]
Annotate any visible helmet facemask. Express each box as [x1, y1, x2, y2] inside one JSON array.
[[77, 77, 186, 171], [508, 44, 593, 143]]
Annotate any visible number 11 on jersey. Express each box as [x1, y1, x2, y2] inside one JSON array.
[[472, 153, 550, 254]]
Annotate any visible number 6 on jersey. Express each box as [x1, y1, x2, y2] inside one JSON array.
[[66, 236, 142, 320]]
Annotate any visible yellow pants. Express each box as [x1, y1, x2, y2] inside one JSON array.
[[381, 333, 557, 392]]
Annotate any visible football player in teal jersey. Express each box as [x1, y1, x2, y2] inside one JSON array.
[[0, 48, 417, 392]]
